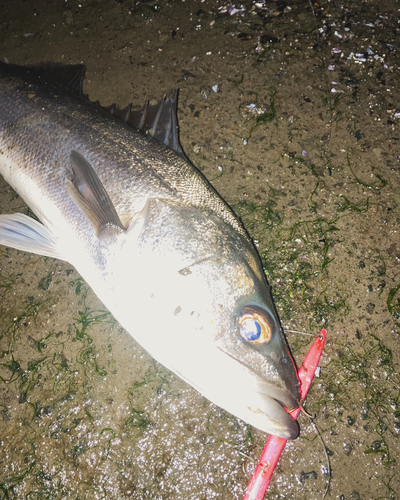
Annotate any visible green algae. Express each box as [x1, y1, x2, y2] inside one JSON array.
[[387, 285, 400, 325], [234, 195, 350, 331], [347, 154, 387, 194], [313, 332, 399, 465], [0, 297, 41, 343], [74, 309, 116, 341]]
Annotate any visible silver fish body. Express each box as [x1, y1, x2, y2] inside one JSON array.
[[0, 63, 300, 439]]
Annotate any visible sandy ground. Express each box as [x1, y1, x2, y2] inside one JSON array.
[[0, 0, 399, 499]]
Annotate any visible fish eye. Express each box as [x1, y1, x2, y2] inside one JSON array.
[[240, 317, 262, 341], [238, 306, 273, 344]]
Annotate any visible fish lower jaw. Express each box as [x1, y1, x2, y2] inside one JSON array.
[[246, 396, 299, 440]]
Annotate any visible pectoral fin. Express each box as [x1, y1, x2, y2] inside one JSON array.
[[0, 213, 64, 259], [68, 150, 125, 235]]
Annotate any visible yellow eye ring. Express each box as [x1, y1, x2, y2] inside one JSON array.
[[239, 306, 273, 344]]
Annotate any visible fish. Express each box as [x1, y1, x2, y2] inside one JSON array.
[[0, 62, 300, 439]]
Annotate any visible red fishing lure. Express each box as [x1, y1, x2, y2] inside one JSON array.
[[243, 329, 327, 500]]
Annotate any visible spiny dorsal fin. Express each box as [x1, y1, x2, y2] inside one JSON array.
[[0, 61, 187, 160], [92, 90, 189, 162], [25, 63, 86, 95]]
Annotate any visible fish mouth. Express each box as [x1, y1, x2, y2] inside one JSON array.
[[257, 381, 299, 411], [252, 381, 300, 439], [215, 346, 300, 439]]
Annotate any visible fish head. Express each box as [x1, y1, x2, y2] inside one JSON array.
[[107, 199, 301, 439]]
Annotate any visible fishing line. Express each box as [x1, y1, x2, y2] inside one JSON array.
[[306, 415, 332, 500], [284, 329, 313, 336]]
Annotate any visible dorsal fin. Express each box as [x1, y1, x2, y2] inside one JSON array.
[[1, 61, 187, 160], [28, 63, 86, 95], [92, 90, 188, 162], [46, 64, 188, 160]]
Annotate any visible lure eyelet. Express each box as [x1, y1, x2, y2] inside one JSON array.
[[239, 306, 273, 344]]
